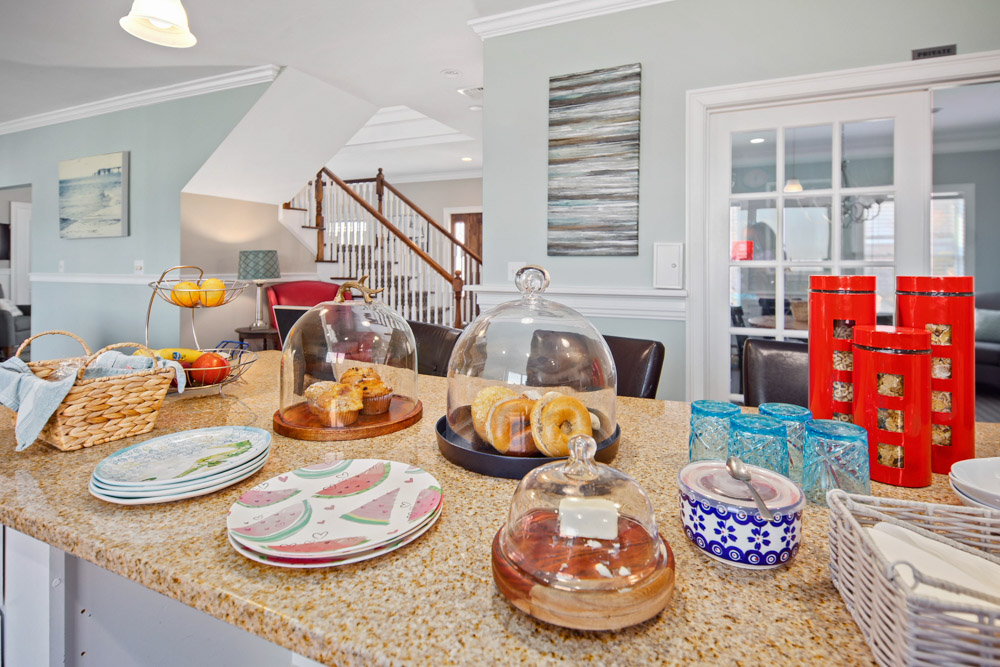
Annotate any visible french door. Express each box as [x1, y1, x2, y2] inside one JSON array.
[[707, 91, 932, 401]]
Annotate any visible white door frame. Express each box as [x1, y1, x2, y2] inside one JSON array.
[[10, 201, 31, 305], [686, 49, 1000, 401]]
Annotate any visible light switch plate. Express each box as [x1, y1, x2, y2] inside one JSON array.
[[653, 243, 683, 289]]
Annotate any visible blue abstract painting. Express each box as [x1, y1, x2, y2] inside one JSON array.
[[59, 151, 129, 239], [548, 63, 640, 256]]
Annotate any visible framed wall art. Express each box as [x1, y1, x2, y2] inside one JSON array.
[[59, 151, 130, 239]]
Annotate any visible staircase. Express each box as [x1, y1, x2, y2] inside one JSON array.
[[281, 168, 481, 328]]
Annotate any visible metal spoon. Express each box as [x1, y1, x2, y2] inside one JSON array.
[[726, 456, 774, 521]]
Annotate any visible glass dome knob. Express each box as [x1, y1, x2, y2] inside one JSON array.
[[563, 434, 600, 480], [515, 265, 551, 299]]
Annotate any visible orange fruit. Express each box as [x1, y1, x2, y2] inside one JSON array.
[[171, 281, 201, 307], [199, 278, 227, 307]]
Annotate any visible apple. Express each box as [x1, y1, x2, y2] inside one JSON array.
[[171, 361, 193, 388], [189, 353, 231, 385]]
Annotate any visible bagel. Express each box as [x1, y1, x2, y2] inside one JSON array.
[[487, 398, 538, 455], [530, 392, 593, 457], [471, 386, 517, 442]]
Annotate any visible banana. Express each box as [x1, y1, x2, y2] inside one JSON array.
[[157, 348, 203, 363]]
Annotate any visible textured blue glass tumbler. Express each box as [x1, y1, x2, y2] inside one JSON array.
[[689, 400, 740, 462], [802, 419, 870, 506], [728, 414, 789, 476], [759, 403, 812, 483]]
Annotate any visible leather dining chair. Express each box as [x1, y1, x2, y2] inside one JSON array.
[[742, 338, 809, 408], [407, 320, 462, 377], [603, 335, 665, 399]]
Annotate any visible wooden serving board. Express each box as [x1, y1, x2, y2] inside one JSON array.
[[273, 398, 422, 441], [491, 527, 675, 631]]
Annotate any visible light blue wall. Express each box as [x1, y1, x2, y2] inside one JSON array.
[[483, 0, 1000, 400], [0, 84, 267, 359]]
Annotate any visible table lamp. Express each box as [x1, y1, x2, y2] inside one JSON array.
[[238, 249, 281, 330]]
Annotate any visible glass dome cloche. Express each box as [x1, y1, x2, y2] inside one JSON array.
[[273, 276, 422, 441], [437, 266, 620, 478], [492, 434, 676, 630]]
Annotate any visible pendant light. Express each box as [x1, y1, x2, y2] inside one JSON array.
[[783, 128, 803, 193], [120, 0, 197, 48]]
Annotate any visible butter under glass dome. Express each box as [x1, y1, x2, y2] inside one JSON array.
[[438, 265, 620, 478], [273, 277, 422, 441], [492, 434, 675, 630]]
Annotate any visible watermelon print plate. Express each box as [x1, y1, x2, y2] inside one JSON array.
[[94, 426, 271, 486], [227, 506, 442, 568], [227, 459, 443, 556]]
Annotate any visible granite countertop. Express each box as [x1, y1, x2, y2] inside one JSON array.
[[0, 350, 995, 666]]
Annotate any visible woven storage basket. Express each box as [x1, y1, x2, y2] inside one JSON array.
[[13, 331, 174, 451], [828, 490, 1000, 666]]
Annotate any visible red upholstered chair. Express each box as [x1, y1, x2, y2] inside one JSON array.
[[265, 280, 349, 329]]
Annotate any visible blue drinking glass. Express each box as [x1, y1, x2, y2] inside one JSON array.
[[728, 414, 789, 476], [759, 403, 812, 483], [802, 419, 871, 507], [689, 400, 740, 462]]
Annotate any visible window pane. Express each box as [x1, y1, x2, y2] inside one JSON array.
[[785, 267, 830, 330], [732, 130, 776, 194], [931, 193, 966, 275], [843, 266, 895, 316], [785, 125, 832, 191], [729, 199, 777, 260], [730, 266, 776, 326], [842, 194, 894, 261], [842, 119, 893, 187], [784, 197, 832, 261]]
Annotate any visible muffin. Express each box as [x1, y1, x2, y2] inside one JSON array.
[[314, 383, 364, 427], [340, 366, 381, 385], [356, 377, 394, 415], [304, 381, 340, 416]]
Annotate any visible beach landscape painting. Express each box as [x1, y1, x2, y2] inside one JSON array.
[[547, 63, 640, 256], [59, 151, 129, 239]]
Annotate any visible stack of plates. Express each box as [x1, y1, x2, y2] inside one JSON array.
[[227, 459, 443, 568], [949, 457, 1000, 510], [89, 426, 271, 505]]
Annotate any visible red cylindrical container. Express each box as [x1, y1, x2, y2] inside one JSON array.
[[896, 276, 975, 473], [853, 325, 932, 487], [809, 276, 877, 422]]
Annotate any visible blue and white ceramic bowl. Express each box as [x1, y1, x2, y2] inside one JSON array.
[[678, 460, 804, 569]]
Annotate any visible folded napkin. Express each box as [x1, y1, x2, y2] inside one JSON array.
[[0, 356, 80, 450], [866, 521, 1000, 613], [84, 351, 186, 393]]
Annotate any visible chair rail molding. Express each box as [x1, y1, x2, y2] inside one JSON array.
[[469, 0, 675, 39], [467, 284, 686, 321], [0, 65, 280, 136], [685, 48, 1000, 402], [30, 271, 318, 285]]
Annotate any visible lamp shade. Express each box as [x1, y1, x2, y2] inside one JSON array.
[[238, 250, 281, 281], [120, 0, 197, 48]]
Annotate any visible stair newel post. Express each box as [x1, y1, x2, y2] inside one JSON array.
[[375, 168, 385, 217], [452, 270, 465, 329], [314, 171, 326, 262]]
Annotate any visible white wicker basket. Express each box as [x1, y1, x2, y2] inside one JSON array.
[[828, 490, 1000, 666]]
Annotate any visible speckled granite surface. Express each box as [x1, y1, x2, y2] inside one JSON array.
[[0, 351, 996, 666]]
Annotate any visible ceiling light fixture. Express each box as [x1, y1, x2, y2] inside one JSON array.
[[783, 128, 802, 192], [441, 69, 461, 79], [461, 157, 473, 162], [750, 137, 765, 144], [120, 0, 197, 48], [468, 105, 483, 112]]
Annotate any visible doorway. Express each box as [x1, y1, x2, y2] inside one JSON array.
[[0, 185, 32, 306]]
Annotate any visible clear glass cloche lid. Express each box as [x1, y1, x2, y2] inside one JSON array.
[[446, 266, 617, 457], [276, 277, 419, 434], [498, 434, 668, 592]]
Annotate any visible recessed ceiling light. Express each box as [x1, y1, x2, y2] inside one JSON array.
[[468, 104, 483, 112], [750, 137, 765, 144], [441, 69, 461, 79], [461, 157, 473, 162]]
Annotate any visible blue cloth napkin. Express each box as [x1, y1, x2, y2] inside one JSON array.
[[0, 357, 80, 450], [83, 351, 186, 393]]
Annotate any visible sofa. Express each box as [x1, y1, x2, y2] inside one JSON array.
[[976, 292, 1000, 390], [0, 284, 30, 360]]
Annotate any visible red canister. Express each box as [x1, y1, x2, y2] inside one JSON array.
[[853, 325, 932, 487], [809, 276, 877, 422], [896, 276, 975, 473]]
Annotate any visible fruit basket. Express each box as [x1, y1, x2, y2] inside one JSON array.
[[145, 265, 249, 351], [170, 342, 258, 396]]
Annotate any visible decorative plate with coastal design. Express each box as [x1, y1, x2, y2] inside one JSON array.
[[227, 459, 443, 558], [94, 426, 271, 486]]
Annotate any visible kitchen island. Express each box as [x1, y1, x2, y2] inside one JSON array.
[[0, 351, 995, 665]]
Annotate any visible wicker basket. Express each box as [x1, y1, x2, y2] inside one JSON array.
[[828, 490, 1000, 666], [13, 331, 174, 451]]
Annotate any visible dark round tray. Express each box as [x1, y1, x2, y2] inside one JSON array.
[[435, 407, 620, 479]]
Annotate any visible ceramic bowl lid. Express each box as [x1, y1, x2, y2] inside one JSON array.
[[678, 460, 804, 515]]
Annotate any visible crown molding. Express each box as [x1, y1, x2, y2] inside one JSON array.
[[469, 0, 673, 39], [0, 65, 280, 136], [467, 284, 687, 321]]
